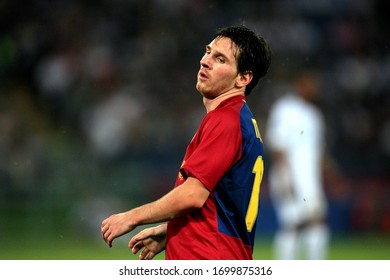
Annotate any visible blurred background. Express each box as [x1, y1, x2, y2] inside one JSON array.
[[0, 0, 389, 259]]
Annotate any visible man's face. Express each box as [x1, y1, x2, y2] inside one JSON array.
[[196, 37, 240, 99]]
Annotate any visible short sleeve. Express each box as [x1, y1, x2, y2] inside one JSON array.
[[181, 109, 242, 191]]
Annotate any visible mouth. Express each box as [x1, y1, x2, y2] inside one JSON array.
[[198, 70, 208, 81]]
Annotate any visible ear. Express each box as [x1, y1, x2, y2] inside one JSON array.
[[236, 71, 253, 88]]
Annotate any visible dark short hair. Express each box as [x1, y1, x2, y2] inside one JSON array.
[[214, 25, 271, 96]]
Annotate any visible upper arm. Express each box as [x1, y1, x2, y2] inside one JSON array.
[[174, 176, 210, 210]]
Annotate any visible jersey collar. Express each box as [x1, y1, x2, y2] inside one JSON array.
[[203, 91, 245, 113]]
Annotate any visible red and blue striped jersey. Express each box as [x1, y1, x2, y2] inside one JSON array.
[[166, 95, 264, 259]]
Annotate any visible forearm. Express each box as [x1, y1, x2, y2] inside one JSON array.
[[125, 177, 209, 228], [102, 177, 209, 247]]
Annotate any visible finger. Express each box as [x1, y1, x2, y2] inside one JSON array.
[[103, 230, 113, 247], [107, 233, 113, 247], [101, 218, 109, 230], [102, 227, 110, 241], [129, 233, 145, 248], [128, 237, 138, 249], [101, 224, 109, 240], [145, 252, 155, 260], [139, 248, 150, 260], [129, 228, 154, 248], [130, 241, 144, 254]]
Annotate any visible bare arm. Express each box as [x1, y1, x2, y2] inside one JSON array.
[[101, 176, 209, 247]]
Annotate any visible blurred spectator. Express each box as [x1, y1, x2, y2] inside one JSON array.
[[81, 87, 145, 160], [265, 71, 329, 259]]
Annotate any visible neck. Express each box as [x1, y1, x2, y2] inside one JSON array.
[[203, 90, 244, 113]]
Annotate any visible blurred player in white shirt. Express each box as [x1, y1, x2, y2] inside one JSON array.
[[266, 71, 329, 259]]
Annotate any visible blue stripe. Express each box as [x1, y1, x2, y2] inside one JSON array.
[[215, 103, 264, 247]]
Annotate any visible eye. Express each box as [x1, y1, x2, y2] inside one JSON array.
[[217, 57, 225, 63]]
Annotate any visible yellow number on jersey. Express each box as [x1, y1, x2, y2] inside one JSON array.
[[251, 119, 262, 142], [245, 156, 264, 232]]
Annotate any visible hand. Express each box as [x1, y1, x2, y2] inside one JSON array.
[[101, 212, 135, 247], [129, 224, 167, 260]]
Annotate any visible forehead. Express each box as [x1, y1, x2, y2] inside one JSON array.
[[208, 36, 238, 59]]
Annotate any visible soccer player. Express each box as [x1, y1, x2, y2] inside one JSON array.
[[266, 71, 329, 259], [101, 25, 271, 260]]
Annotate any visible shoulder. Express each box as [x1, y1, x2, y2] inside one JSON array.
[[198, 107, 241, 140], [208, 105, 241, 126], [211, 97, 244, 120]]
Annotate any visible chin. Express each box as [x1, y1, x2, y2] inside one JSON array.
[[197, 86, 216, 99], [196, 85, 206, 95]]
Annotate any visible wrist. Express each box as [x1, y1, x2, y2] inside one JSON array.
[[124, 209, 138, 230]]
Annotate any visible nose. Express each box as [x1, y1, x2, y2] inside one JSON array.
[[200, 54, 210, 69]]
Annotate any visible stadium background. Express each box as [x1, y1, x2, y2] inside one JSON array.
[[0, 0, 389, 259]]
